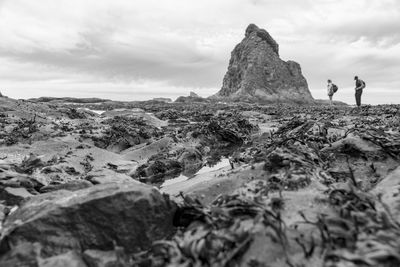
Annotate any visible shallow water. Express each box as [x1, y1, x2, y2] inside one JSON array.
[[161, 158, 230, 188], [82, 108, 105, 115]]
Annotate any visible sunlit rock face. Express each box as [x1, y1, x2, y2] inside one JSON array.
[[214, 24, 314, 103]]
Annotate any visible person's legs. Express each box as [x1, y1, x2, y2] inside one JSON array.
[[329, 95, 333, 105], [355, 89, 363, 107], [354, 91, 358, 107]]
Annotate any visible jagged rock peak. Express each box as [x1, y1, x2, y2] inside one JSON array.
[[245, 23, 279, 55], [212, 24, 314, 103]]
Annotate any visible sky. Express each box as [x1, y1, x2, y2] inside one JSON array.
[[0, 0, 399, 104]]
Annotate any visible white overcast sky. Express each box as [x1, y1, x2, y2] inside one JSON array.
[[0, 0, 399, 104]]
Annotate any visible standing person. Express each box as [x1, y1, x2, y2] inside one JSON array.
[[354, 76, 366, 107], [327, 79, 334, 105]]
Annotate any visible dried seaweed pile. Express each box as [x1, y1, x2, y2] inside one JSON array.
[[197, 112, 259, 145], [297, 185, 400, 267], [260, 142, 325, 191], [0, 116, 38, 145], [93, 116, 162, 150], [132, 191, 286, 267], [356, 127, 400, 159]]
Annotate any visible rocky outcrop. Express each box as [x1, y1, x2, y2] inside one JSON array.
[[189, 91, 200, 98], [0, 182, 177, 256], [175, 92, 208, 103], [213, 24, 314, 103]]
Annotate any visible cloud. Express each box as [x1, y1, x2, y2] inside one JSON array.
[[0, 0, 233, 89]]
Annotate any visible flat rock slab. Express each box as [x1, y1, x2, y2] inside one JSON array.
[[0, 182, 177, 256]]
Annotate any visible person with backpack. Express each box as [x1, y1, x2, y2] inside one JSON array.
[[327, 79, 338, 106], [354, 76, 366, 107]]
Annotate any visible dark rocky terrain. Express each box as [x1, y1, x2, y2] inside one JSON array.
[[0, 94, 399, 266], [213, 24, 314, 104]]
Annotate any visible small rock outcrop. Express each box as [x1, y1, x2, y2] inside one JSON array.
[[175, 92, 208, 103], [0, 182, 177, 256], [189, 91, 200, 98], [213, 24, 314, 103]]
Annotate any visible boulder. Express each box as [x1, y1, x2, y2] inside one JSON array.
[[0, 182, 177, 256], [213, 24, 314, 103]]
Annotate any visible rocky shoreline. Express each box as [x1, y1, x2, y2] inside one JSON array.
[[0, 96, 400, 266]]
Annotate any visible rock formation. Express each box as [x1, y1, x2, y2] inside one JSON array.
[[213, 24, 314, 103]]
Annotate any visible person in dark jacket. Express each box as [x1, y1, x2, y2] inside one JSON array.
[[354, 76, 365, 107]]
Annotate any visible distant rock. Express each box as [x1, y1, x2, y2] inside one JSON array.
[[189, 91, 200, 98], [0, 182, 177, 256], [152, 97, 172, 103], [175, 92, 208, 103], [212, 24, 314, 103]]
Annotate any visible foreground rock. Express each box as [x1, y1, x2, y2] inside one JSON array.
[[0, 182, 177, 257], [213, 23, 314, 103]]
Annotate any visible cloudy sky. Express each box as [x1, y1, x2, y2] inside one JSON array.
[[0, 0, 399, 104]]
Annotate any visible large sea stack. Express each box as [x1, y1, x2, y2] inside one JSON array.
[[213, 24, 314, 103]]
